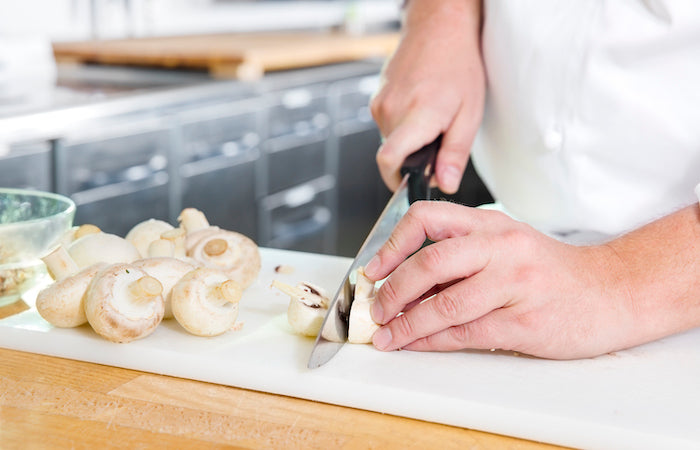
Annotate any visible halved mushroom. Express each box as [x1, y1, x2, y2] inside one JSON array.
[[68, 232, 141, 269], [188, 230, 260, 289], [35, 245, 106, 328], [84, 263, 165, 343], [272, 280, 329, 337], [131, 257, 197, 319], [125, 219, 175, 258], [347, 268, 380, 344], [171, 268, 242, 337]]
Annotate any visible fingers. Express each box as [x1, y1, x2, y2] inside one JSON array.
[[365, 202, 508, 282], [434, 101, 482, 194], [402, 309, 514, 352], [372, 269, 510, 352], [370, 234, 491, 325], [375, 112, 445, 191]]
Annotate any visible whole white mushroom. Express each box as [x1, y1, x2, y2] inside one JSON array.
[[68, 232, 140, 269]]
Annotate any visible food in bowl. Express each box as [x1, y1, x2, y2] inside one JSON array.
[[0, 188, 75, 306]]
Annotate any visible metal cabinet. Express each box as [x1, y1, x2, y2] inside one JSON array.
[[330, 75, 390, 257], [259, 83, 337, 254], [259, 175, 336, 254], [0, 141, 53, 191], [55, 118, 172, 236], [177, 99, 262, 239]]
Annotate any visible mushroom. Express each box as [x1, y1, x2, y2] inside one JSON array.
[[272, 280, 329, 337], [84, 263, 165, 343], [68, 232, 141, 269], [131, 257, 197, 319], [177, 207, 222, 255], [35, 245, 106, 328], [125, 219, 175, 258], [171, 268, 242, 337], [160, 227, 187, 259], [59, 224, 101, 248], [188, 230, 261, 289], [347, 268, 380, 344]]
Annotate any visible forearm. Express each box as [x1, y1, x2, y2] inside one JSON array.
[[604, 203, 700, 345], [402, 0, 482, 43]]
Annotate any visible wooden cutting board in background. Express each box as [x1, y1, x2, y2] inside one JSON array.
[[52, 32, 399, 80]]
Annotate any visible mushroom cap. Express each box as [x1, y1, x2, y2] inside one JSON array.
[[171, 268, 242, 337], [189, 230, 261, 289], [131, 257, 196, 319], [35, 263, 107, 328], [84, 263, 165, 343], [125, 219, 175, 258], [184, 225, 220, 255], [69, 233, 141, 269]]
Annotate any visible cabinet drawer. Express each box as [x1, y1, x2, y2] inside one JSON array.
[[180, 107, 260, 164], [0, 142, 52, 191], [71, 177, 169, 236], [180, 154, 258, 241], [265, 137, 327, 194], [267, 85, 330, 139], [260, 175, 336, 254], [57, 125, 170, 195], [332, 75, 379, 124]]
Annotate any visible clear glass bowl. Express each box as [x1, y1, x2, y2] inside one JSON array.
[[0, 188, 75, 307]]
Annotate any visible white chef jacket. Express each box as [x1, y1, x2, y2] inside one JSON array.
[[471, 0, 700, 244]]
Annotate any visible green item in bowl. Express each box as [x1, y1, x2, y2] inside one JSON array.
[[0, 188, 76, 306]]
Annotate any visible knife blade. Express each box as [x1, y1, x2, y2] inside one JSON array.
[[307, 134, 441, 369]]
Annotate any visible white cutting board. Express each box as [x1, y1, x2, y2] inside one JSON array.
[[1, 247, 698, 449]]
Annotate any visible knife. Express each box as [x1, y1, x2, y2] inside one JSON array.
[[307, 134, 442, 369]]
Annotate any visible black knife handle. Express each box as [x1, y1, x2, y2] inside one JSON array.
[[400, 134, 442, 204]]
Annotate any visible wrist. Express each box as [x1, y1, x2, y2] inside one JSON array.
[[403, 0, 481, 32]]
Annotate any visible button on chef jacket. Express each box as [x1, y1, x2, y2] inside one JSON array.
[[471, 0, 700, 244]]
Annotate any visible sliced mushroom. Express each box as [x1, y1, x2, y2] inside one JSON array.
[[348, 268, 380, 344], [272, 280, 329, 337], [68, 232, 141, 269], [125, 219, 175, 258], [171, 268, 242, 337], [189, 230, 261, 289], [84, 263, 165, 343], [35, 245, 106, 328], [131, 257, 197, 319]]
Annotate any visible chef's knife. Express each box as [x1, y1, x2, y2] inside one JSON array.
[[307, 134, 441, 369]]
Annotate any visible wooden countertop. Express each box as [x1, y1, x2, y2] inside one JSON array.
[[0, 299, 565, 449]]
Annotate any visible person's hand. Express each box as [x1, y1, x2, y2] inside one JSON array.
[[370, 0, 485, 194], [363, 201, 647, 360]]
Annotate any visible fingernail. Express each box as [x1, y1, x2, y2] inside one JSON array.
[[441, 165, 461, 193], [370, 300, 384, 324], [373, 327, 392, 350], [364, 254, 380, 278]]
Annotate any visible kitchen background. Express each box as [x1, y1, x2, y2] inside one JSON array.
[[0, 0, 492, 257]]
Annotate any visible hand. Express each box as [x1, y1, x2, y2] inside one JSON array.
[[370, 0, 485, 194], [363, 201, 644, 360]]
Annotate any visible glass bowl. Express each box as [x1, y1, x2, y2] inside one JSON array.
[[0, 188, 75, 307]]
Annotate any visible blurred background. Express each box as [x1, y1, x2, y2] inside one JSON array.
[[0, 0, 492, 258]]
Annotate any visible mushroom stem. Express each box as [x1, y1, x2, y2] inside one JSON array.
[[178, 208, 210, 233], [42, 245, 79, 281], [203, 238, 228, 256], [147, 239, 175, 258], [271, 280, 311, 300], [128, 276, 163, 303], [74, 224, 101, 239], [161, 228, 186, 258], [213, 280, 242, 305]]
